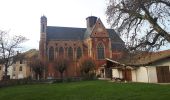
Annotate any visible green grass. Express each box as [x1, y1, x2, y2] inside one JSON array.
[[0, 80, 170, 100]]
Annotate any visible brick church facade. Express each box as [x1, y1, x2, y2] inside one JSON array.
[[39, 16, 125, 79]]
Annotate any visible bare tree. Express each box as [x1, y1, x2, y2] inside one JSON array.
[[106, 0, 170, 51], [53, 56, 69, 80], [0, 30, 27, 80], [29, 57, 47, 80], [79, 57, 96, 78]]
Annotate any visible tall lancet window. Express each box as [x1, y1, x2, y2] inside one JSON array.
[[97, 43, 105, 59], [49, 47, 54, 61], [68, 47, 73, 59], [55, 47, 58, 59], [77, 47, 82, 59], [59, 47, 64, 57]]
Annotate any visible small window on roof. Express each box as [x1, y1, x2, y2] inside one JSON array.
[[20, 60, 23, 64]]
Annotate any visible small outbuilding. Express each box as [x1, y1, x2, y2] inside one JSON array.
[[102, 50, 170, 83]]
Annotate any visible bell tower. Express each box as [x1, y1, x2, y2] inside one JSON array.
[[40, 15, 47, 39], [39, 15, 47, 61]]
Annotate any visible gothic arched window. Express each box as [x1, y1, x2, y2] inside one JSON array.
[[55, 47, 58, 59], [77, 47, 82, 59], [97, 43, 105, 59], [59, 47, 64, 57], [68, 47, 73, 59], [49, 47, 54, 61]]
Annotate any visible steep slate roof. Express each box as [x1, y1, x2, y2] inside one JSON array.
[[107, 29, 123, 43], [47, 26, 86, 40], [107, 29, 125, 50], [46, 26, 125, 50]]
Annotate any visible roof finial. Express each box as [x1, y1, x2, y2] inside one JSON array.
[[91, 12, 93, 16]]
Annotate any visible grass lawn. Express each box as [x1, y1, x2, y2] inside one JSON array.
[[0, 80, 170, 100]]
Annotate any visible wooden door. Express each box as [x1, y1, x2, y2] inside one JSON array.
[[105, 68, 112, 78], [122, 69, 132, 81], [156, 66, 170, 83]]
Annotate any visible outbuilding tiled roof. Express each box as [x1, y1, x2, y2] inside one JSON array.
[[105, 49, 170, 68], [119, 49, 170, 66]]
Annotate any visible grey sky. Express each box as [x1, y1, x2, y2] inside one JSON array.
[[0, 0, 108, 50], [0, 0, 169, 51]]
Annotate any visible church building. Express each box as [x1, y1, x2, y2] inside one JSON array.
[[39, 16, 125, 79]]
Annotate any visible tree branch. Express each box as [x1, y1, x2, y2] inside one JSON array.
[[130, 33, 162, 50], [141, 4, 170, 42]]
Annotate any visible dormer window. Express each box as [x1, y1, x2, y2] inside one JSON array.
[[20, 60, 23, 64]]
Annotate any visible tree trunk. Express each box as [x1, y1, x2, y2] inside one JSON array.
[[35, 73, 38, 80], [43, 69, 46, 79], [124, 66, 127, 82], [60, 72, 63, 82], [38, 74, 40, 80], [3, 65, 9, 80]]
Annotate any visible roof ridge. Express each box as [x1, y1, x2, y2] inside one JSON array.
[[47, 26, 86, 29]]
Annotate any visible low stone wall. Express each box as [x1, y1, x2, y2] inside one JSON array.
[[0, 77, 84, 88]]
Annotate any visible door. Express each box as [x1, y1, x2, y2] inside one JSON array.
[[122, 69, 132, 81], [105, 68, 112, 78], [156, 66, 170, 83]]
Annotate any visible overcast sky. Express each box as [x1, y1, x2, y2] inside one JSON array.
[[0, 0, 169, 51], [0, 0, 108, 50]]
